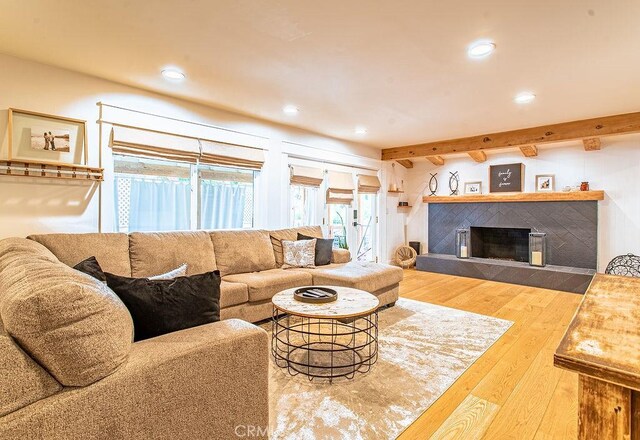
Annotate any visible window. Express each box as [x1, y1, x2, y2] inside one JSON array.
[[199, 165, 254, 229], [356, 193, 377, 261], [327, 204, 349, 249], [114, 155, 192, 232], [114, 155, 255, 232], [290, 185, 318, 227]]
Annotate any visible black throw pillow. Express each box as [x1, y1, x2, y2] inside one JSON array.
[[104, 270, 221, 341], [298, 233, 333, 266], [73, 256, 107, 283]]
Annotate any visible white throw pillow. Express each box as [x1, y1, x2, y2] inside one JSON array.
[[148, 263, 188, 280], [282, 239, 316, 269]]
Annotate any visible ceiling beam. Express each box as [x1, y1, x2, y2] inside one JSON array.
[[519, 145, 538, 157], [583, 137, 601, 151], [426, 156, 445, 166], [381, 111, 640, 160], [468, 151, 487, 163], [396, 159, 414, 168]]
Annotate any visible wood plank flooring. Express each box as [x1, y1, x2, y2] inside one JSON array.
[[397, 270, 582, 440]]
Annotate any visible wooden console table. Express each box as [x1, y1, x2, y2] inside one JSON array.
[[554, 274, 640, 439]]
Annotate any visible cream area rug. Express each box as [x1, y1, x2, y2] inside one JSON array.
[[266, 298, 513, 440]]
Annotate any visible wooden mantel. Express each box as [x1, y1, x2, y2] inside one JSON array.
[[422, 190, 604, 204]]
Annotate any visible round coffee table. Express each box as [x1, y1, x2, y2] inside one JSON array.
[[271, 286, 379, 382]]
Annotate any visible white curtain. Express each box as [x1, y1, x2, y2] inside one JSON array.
[[303, 187, 318, 226], [201, 181, 247, 229], [128, 177, 191, 231]]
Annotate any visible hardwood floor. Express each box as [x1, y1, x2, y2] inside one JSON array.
[[397, 270, 583, 440]]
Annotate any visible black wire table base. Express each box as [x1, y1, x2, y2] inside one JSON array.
[[271, 306, 379, 383]]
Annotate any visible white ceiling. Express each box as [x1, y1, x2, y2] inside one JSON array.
[[0, 0, 639, 149]]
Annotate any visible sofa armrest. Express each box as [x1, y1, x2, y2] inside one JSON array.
[[331, 248, 352, 264], [0, 320, 270, 440]]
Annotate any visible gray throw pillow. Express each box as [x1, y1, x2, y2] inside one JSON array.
[[298, 233, 333, 266]]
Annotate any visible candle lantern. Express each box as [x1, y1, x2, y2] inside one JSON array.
[[529, 232, 547, 267], [456, 229, 470, 259]]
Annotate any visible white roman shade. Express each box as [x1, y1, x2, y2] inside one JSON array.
[[326, 171, 355, 204], [290, 165, 324, 187], [110, 126, 200, 163], [199, 139, 265, 170], [357, 174, 382, 193]]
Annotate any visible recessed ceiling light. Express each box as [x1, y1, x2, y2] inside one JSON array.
[[514, 92, 536, 104], [161, 69, 186, 81], [283, 105, 299, 115], [355, 127, 367, 135], [467, 40, 496, 59]]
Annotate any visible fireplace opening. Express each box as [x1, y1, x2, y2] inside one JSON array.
[[470, 226, 531, 262]]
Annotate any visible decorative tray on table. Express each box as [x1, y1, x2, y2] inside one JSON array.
[[293, 287, 338, 304]]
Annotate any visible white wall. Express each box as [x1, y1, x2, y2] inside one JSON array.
[[0, 54, 404, 260], [400, 136, 640, 272]]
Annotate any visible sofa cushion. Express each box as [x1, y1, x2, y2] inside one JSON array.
[[305, 261, 403, 293], [220, 281, 249, 309], [0, 238, 134, 387], [0, 316, 62, 417], [223, 269, 313, 303], [298, 233, 333, 266], [269, 226, 323, 267], [129, 231, 217, 277], [331, 248, 352, 264], [282, 239, 316, 269], [105, 270, 221, 342], [211, 230, 276, 276], [28, 232, 131, 276]]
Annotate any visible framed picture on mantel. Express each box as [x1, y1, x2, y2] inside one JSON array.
[[489, 163, 524, 193]]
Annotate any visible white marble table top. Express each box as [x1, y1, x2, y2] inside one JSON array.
[[272, 286, 380, 319]]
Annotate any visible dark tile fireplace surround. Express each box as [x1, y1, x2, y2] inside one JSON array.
[[416, 201, 598, 293]]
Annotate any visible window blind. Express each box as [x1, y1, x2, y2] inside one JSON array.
[[290, 165, 324, 187], [357, 174, 382, 193], [326, 170, 354, 204], [199, 139, 265, 170], [110, 126, 200, 163]]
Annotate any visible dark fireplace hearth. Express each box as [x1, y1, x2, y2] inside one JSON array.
[[470, 226, 530, 262]]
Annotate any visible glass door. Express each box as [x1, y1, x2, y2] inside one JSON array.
[[326, 204, 350, 251], [356, 193, 377, 262]]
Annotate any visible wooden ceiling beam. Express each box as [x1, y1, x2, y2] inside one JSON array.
[[381, 111, 640, 160], [468, 151, 487, 163], [583, 137, 601, 151], [426, 156, 444, 166], [519, 145, 538, 157], [396, 159, 414, 168]]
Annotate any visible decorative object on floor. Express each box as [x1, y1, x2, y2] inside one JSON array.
[[448, 171, 460, 195], [456, 228, 470, 259], [394, 245, 417, 268], [7, 108, 88, 166], [529, 232, 547, 267], [489, 163, 524, 193], [535, 174, 555, 192], [464, 181, 482, 194], [580, 181, 590, 191], [428, 172, 438, 196], [266, 298, 512, 439], [293, 287, 338, 304], [605, 254, 640, 277], [272, 287, 378, 382]]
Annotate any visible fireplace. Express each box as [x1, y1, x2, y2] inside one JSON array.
[[470, 226, 531, 262]]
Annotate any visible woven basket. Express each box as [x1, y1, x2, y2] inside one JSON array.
[[394, 245, 417, 268]]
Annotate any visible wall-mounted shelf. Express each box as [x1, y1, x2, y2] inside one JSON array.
[[388, 190, 405, 194], [397, 205, 413, 209], [423, 190, 605, 204], [0, 160, 103, 181]]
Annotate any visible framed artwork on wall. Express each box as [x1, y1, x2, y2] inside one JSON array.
[[489, 163, 524, 193], [535, 174, 555, 192], [7, 108, 88, 166], [464, 181, 482, 194]]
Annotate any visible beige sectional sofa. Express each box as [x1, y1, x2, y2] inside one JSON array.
[[0, 225, 402, 439]]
